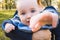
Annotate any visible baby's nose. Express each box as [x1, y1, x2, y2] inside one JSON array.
[[26, 13, 32, 19]]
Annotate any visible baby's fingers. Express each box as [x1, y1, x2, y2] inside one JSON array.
[[31, 23, 41, 32], [5, 23, 15, 33], [11, 25, 15, 30], [5, 27, 12, 33]]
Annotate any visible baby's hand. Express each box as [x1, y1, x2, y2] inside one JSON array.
[[30, 11, 58, 32], [5, 23, 15, 33]]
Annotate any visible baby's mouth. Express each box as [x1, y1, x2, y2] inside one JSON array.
[[27, 21, 30, 25], [26, 19, 30, 25]]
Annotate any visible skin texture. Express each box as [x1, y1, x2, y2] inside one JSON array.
[[32, 30, 51, 40]]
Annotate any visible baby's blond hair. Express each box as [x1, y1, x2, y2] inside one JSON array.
[[15, 0, 44, 7]]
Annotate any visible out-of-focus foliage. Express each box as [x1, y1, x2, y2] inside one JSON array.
[[0, 0, 16, 10], [0, 0, 60, 10], [0, 10, 15, 24], [0, 27, 10, 40], [0, 10, 15, 40]]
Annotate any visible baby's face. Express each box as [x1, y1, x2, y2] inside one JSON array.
[[16, 0, 43, 26]]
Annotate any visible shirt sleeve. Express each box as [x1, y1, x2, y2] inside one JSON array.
[[2, 20, 13, 30]]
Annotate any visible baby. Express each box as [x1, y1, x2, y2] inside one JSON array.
[[2, 0, 58, 40]]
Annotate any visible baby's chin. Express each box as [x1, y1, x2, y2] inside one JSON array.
[[23, 22, 30, 26], [26, 22, 30, 26]]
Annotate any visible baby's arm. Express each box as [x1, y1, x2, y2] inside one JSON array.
[[30, 11, 58, 32], [5, 23, 15, 33], [2, 13, 20, 33], [2, 20, 15, 33]]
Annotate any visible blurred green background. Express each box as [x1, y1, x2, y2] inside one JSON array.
[[0, 10, 15, 40], [0, 0, 60, 40]]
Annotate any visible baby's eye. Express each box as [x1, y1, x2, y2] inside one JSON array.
[[21, 12, 25, 15], [31, 10, 36, 13]]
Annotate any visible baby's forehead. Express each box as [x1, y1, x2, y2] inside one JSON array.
[[16, 0, 37, 3], [16, 0, 38, 9]]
